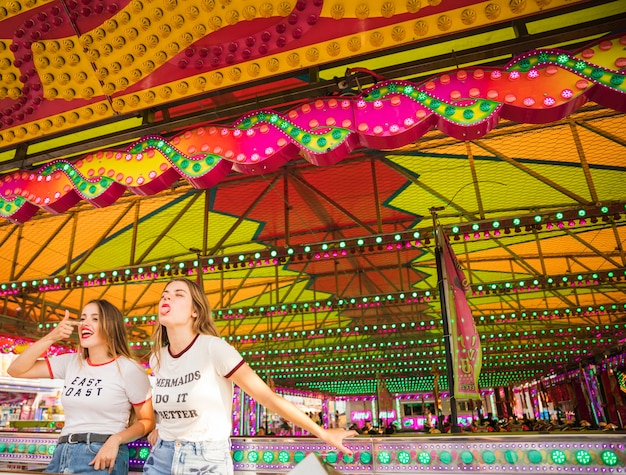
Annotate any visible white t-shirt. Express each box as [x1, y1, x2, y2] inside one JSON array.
[[150, 334, 245, 441], [48, 353, 152, 436]]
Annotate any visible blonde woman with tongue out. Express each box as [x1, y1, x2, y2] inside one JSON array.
[[143, 278, 358, 475], [8, 300, 155, 475]]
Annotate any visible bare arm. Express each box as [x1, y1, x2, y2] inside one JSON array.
[[7, 310, 75, 379], [90, 399, 156, 472], [230, 363, 358, 455]]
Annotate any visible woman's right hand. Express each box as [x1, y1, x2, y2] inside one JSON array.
[[7, 309, 75, 379], [48, 310, 75, 342], [147, 428, 159, 446]]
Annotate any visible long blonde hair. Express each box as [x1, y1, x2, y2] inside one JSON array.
[[79, 299, 131, 360], [151, 278, 220, 369]]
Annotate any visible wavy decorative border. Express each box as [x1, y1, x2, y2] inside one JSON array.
[[1, 34, 625, 224]]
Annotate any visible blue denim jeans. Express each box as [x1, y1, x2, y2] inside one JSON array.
[[45, 441, 129, 474], [143, 438, 233, 475]]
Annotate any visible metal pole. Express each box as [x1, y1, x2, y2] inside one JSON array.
[[189, 248, 203, 287], [430, 207, 460, 433]]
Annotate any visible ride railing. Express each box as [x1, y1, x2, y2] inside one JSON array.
[[0, 432, 624, 473]]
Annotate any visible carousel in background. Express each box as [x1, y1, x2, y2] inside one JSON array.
[[0, 0, 625, 472]]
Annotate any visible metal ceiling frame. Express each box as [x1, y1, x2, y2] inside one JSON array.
[[1, 2, 624, 174]]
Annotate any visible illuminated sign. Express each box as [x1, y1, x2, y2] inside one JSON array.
[[351, 411, 372, 421]]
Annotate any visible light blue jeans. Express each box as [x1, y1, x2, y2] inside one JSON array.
[[143, 438, 233, 475], [45, 441, 129, 474]]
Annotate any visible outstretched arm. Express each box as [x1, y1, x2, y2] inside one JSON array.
[[8, 310, 75, 379], [229, 363, 358, 455]]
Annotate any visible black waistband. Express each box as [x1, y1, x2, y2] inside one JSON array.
[[58, 433, 111, 444]]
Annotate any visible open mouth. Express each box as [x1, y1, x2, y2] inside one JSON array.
[[160, 304, 171, 315], [80, 328, 93, 339]]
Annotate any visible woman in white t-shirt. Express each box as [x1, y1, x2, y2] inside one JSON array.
[[8, 300, 155, 474], [144, 278, 358, 475]]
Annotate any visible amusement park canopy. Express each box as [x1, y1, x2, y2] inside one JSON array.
[[0, 0, 625, 396]]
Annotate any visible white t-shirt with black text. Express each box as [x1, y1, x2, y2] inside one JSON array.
[[48, 353, 152, 436], [150, 334, 245, 441]]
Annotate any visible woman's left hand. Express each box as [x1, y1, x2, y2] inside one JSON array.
[[90, 438, 120, 473], [320, 428, 359, 456]]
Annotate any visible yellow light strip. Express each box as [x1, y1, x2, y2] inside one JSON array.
[[27, 117, 144, 157], [526, 0, 626, 35], [389, 54, 514, 83], [0, 148, 16, 165], [538, 33, 609, 51]]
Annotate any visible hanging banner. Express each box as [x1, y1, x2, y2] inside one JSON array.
[[439, 228, 482, 400], [376, 375, 395, 423], [615, 367, 626, 395]]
